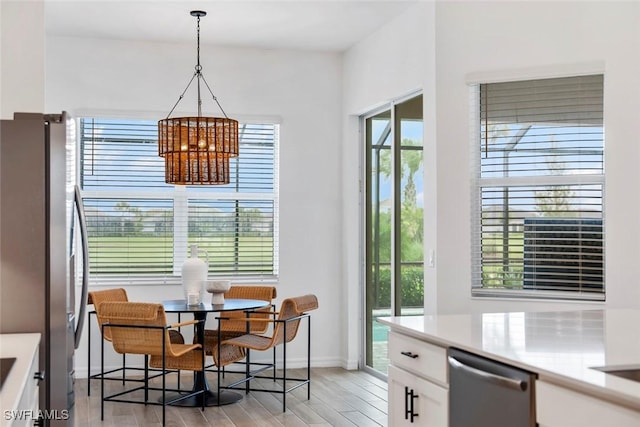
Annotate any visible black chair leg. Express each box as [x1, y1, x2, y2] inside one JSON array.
[[272, 346, 276, 382], [144, 355, 149, 404], [282, 338, 287, 412], [88, 311, 92, 396], [245, 349, 251, 395], [162, 336, 166, 426], [100, 325, 105, 421], [201, 347, 205, 412], [307, 316, 311, 400]]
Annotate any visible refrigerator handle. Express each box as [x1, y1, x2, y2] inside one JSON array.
[[73, 185, 90, 349]]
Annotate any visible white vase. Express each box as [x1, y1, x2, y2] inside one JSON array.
[[182, 244, 208, 305]]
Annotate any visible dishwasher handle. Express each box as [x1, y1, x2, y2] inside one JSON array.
[[448, 356, 527, 392]]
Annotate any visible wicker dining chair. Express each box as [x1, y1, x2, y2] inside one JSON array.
[[87, 288, 130, 394], [216, 294, 319, 412], [87, 288, 184, 395], [202, 285, 277, 352], [201, 285, 276, 375], [98, 301, 205, 426]]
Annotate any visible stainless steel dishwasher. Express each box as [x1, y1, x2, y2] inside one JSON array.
[[448, 347, 537, 427]]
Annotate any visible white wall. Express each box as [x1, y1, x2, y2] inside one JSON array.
[[45, 36, 344, 374], [342, 1, 640, 323], [1, 0, 45, 119], [434, 1, 640, 314]]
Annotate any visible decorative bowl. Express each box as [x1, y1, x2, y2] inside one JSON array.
[[204, 280, 231, 304]]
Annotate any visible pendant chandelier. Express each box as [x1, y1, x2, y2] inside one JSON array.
[[158, 10, 238, 185]]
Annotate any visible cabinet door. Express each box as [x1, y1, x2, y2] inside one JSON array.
[[389, 365, 448, 426], [537, 381, 640, 427]]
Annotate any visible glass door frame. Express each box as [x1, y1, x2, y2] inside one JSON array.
[[361, 91, 424, 378]]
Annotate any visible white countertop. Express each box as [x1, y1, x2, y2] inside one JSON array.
[[378, 309, 640, 410], [0, 333, 40, 422]]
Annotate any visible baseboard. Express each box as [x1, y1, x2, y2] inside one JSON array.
[[341, 357, 359, 370]]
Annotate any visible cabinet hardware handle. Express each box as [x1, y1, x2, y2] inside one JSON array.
[[409, 388, 419, 422], [33, 371, 45, 382], [401, 351, 418, 359], [404, 386, 419, 422], [404, 386, 410, 420]]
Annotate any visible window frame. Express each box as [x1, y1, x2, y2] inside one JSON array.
[[469, 74, 605, 301], [78, 116, 279, 285]]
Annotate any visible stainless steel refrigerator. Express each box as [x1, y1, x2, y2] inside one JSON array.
[[0, 112, 89, 426]]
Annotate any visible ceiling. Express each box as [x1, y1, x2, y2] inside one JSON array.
[[45, 0, 417, 52]]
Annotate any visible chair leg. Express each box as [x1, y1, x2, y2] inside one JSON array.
[[100, 325, 105, 421], [162, 336, 166, 426], [245, 349, 251, 395], [307, 315, 311, 400], [282, 337, 287, 412], [122, 353, 126, 386], [177, 313, 181, 390], [272, 346, 276, 382], [144, 355, 149, 404], [200, 346, 205, 412], [88, 311, 92, 396], [217, 329, 221, 406]]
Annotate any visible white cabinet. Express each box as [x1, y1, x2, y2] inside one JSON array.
[[387, 331, 448, 426], [0, 334, 42, 427], [13, 345, 40, 427], [537, 380, 640, 427]]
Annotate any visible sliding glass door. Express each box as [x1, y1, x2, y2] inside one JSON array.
[[364, 94, 424, 375]]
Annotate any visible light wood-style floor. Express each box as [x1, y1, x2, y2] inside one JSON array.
[[72, 368, 388, 426]]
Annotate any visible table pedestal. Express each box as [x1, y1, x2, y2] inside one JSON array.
[[163, 389, 243, 407]]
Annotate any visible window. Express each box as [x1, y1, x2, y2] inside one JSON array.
[[471, 75, 604, 300], [80, 117, 278, 282]]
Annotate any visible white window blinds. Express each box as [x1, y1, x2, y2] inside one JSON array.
[[80, 118, 279, 280], [471, 74, 604, 299]]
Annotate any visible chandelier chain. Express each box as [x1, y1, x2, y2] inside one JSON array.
[[165, 72, 197, 119], [201, 74, 229, 119], [196, 14, 202, 117], [163, 10, 229, 120]]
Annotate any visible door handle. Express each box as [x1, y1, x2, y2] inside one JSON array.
[[74, 185, 90, 350]]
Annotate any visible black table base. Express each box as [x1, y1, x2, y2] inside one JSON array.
[[161, 389, 243, 407]]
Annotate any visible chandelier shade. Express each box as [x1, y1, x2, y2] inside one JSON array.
[[162, 148, 231, 185], [158, 10, 238, 185], [158, 116, 239, 157]]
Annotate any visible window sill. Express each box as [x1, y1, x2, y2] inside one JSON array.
[[472, 288, 605, 302], [84, 275, 279, 287]]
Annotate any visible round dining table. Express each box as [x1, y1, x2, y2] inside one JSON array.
[[161, 298, 270, 407]]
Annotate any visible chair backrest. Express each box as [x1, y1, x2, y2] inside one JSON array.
[[88, 288, 128, 341], [98, 301, 176, 357], [222, 285, 277, 334], [272, 294, 318, 346]]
